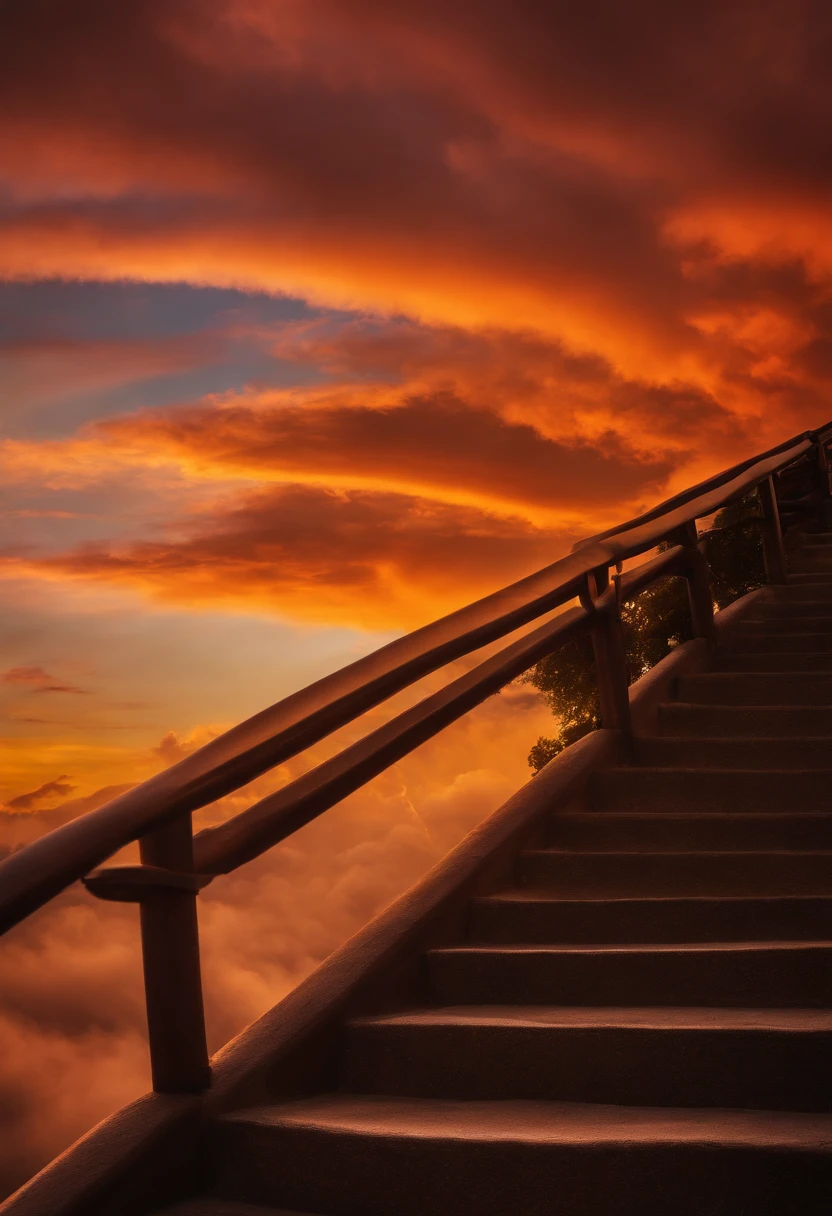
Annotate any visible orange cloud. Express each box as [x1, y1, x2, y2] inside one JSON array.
[[2, 667, 90, 695], [6, 777, 76, 812], [1, 0, 831, 413], [2, 485, 580, 630]]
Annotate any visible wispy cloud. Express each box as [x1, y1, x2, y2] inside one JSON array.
[[6, 777, 76, 812], [2, 667, 90, 695]]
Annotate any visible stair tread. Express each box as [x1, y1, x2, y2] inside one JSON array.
[[666, 700, 832, 707], [476, 891, 832, 904], [158, 1204, 312, 1215], [550, 811, 832, 821], [432, 940, 832, 955], [524, 849, 832, 857], [603, 766, 832, 774], [222, 1094, 832, 1148], [349, 1005, 832, 1032], [638, 735, 832, 742]]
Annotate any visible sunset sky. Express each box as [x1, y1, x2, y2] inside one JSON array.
[[3, 0, 832, 1198]]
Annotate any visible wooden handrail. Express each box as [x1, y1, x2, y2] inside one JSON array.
[[576, 423, 832, 549], [0, 427, 824, 937], [192, 602, 594, 875]]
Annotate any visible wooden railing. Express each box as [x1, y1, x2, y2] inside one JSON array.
[[1, 423, 831, 1092]]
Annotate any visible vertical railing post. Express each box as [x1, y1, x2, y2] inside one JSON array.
[[758, 475, 788, 584], [138, 814, 211, 1094], [584, 565, 632, 740], [673, 522, 717, 654], [815, 437, 832, 529]]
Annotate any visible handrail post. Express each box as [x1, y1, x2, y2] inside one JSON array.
[[758, 475, 788, 584], [138, 814, 211, 1093], [584, 566, 632, 741], [816, 437, 832, 529], [673, 522, 717, 654]]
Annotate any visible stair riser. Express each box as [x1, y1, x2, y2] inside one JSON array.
[[593, 769, 832, 813], [658, 704, 832, 736], [341, 1023, 832, 1110], [468, 897, 832, 945], [212, 1121, 832, 1216], [633, 738, 832, 769], [718, 653, 832, 671], [677, 673, 832, 704], [738, 612, 832, 628], [747, 602, 832, 618], [428, 947, 832, 1007], [790, 557, 832, 573], [766, 581, 832, 599], [729, 634, 832, 653], [546, 815, 832, 851], [788, 572, 832, 584], [517, 852, 832, 898]]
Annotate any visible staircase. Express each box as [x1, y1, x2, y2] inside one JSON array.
[[144, 540, 832, 1215]]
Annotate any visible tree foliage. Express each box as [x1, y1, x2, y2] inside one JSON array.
[[525, 496, 766, 771]]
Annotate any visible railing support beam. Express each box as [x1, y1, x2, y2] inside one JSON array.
[[138, 815, 211, 1094], [758, 475, 788, 584], [816, 438, 832, 529], [584, 567, 632, 741], [671, 523, 717, 654]]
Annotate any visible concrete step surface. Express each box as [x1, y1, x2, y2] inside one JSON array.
[[676, 670, 832, 704], [787, 571, 832, 584], [341, 1004, 832, 1109], [158, 1204, 313, 1216], [729, 631, 832, 652], [468, 893, 832, 944], [517, 849, 832, 897], [592, 766, 832, 813], [749, 605, 832, 621], [427, 941, 832, 1007], [212, 1096, 832, 1216], [789, 555, 832, 572], [545, 811, 832, 851], [633, 735, 832, 768], [657, 702, 832, 735], [738, 609, 832, 627], [717, 651, 832, 670], [765, 579, 832, 597]]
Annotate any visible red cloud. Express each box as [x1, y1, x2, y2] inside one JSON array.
[[0, 0, 831, 428], [8, 484, 579, 630]]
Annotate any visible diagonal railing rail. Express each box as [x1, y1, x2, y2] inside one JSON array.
[[1, 421, 830, 1092]]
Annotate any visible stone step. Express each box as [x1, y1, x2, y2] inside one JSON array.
[[592, 767, 832, 813], [427, 942, 832, 1007], [545, 811, 832, 852], [717, 652, 832, 671], [788, 571, 832, 584], [742, 604, 832, 621], [676, 671, 832, 704], [765, 580, 832, 598], [213, 1096, 832, 1215], [517, 850, 832, 898], [467, 893, 832, 945], [341, 1005, 832, 1110], [657, 703, 832, 736], [790, 555, 832, 572], [157, 1204, 308, 1216], [633, 736, 832, 769], [728, 632, 832, 652]]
